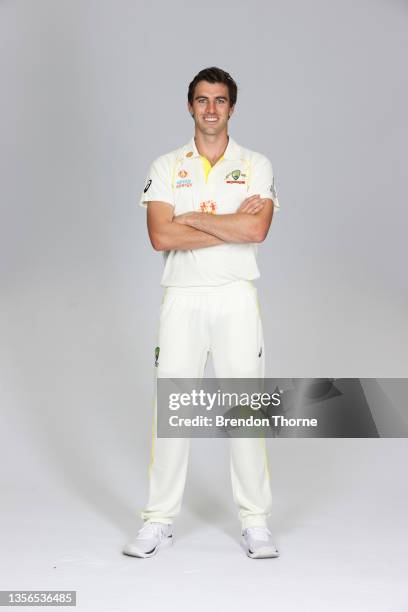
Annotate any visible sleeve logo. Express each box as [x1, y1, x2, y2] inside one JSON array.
[[270, 177, 277, 199], [144, 179, 152, 193]]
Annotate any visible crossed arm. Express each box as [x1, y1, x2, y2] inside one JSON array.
[[146, 195, 275, 251]]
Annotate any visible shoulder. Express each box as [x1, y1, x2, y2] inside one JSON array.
[[239, 145, 272, 169], [149, 143, 188, 173]]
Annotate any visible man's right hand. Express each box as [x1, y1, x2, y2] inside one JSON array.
[[237, 195, 266, 214]]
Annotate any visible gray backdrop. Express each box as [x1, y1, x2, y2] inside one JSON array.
[[1, 1, 407, 610]]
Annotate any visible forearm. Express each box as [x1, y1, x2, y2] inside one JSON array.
[[180, 212, 262, 243], [152, 220, 225, 251]]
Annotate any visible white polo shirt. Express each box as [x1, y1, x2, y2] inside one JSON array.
[[139, 136, 280, 287]]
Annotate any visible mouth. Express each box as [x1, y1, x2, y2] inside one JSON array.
[[203, 117, 218, 123]]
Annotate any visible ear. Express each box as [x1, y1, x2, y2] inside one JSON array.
[[187, 102, 193, 116], [229, 105, 235, 118]]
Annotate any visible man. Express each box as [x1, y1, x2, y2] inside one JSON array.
[[123, 67, 280, 559]]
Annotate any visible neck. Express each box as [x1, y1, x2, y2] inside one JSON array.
[[194, 131, 229, 165]]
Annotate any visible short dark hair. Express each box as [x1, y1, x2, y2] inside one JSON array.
[[188, 67, 238, 107]]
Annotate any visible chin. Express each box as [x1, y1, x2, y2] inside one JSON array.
[[200, 124, 224, 136]]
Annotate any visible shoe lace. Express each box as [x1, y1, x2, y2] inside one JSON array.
[[245, 527, 272, 541], [137, 522, 166, 540]]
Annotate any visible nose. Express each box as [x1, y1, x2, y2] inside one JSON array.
[[206, 100, 216, 114]]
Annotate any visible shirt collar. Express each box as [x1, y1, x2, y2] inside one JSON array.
[[182, 136, 242, 161]]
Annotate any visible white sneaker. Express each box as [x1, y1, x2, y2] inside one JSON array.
[[123, 522, 173, 558], [242, 527, 279, 559]]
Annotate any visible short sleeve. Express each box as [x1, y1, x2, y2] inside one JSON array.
[[139, 155, 174, 208], [247, 156, 280, 211]]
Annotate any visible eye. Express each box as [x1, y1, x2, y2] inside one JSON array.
[[216, 98, 226, 104]]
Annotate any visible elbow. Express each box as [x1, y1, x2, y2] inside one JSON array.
[[251, 225, 269, 244], [253, 231, 267, 244], [150, 233, 168, 251]]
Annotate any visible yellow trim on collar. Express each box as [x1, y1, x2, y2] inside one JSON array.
[[200, 155, 224, 183]]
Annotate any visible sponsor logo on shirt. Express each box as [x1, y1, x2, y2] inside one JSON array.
[[178, 169, 188, 178], [225, 169, 246, 184], [200, 200, 217, 214], [144, 179, 152, 193], [176, 178, 192, 188]]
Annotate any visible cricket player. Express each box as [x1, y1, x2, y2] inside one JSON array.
[[123, 67, 280, 559]]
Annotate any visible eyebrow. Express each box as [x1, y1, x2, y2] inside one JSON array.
[[194, 95, 228, 101]]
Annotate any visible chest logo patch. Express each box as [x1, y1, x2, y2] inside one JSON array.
[[225, 169, 246, 184], [200, 200, 217, 214], [176, 168, 192, 188], [176, 180, 192, 188]]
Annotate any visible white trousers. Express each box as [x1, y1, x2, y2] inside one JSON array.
[[141, 280, 273, 530]]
